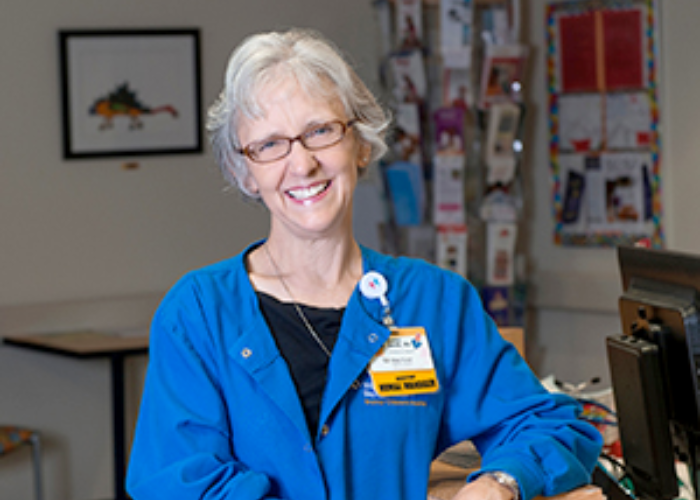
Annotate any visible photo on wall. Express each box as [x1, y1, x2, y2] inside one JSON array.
[[59, 29, 202, 159]]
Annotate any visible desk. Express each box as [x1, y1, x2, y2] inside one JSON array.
[[3, 330, 148, 500]]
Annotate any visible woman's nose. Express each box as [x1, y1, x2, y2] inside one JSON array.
[[286, 140, 318, 176]]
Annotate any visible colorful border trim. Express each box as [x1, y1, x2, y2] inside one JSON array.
[[546, 0, 663, 248]]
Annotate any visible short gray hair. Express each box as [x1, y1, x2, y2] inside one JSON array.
[[207, 28, 390, 198]]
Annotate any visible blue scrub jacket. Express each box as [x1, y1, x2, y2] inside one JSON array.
[[127, 242, 602, 500]]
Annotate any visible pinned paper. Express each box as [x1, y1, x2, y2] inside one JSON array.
[[486, 221, 517, 286], [396, 0, 424, 50], [385, 161, 425, 226], [433, 154, 465, 226], [437, 225, 468, 277], [439, 0, 473, 69]]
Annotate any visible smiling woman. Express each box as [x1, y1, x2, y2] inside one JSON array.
[[126, 28, 604, 500], [207, 29, 388, 200]]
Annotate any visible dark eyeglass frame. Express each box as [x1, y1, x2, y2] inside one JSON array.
[[235, 119, 359, 164]]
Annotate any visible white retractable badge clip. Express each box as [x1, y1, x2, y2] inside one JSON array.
[[360, 271, 394, 327]]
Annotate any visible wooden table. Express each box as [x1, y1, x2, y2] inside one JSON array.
[[3, 330, 149, 500]]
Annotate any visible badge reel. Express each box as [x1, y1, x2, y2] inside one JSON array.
[[360, 272, 440, 398], [359, 271, 394, 327]]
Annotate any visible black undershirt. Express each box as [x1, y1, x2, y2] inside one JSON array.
[[256, 291, 344, 438]]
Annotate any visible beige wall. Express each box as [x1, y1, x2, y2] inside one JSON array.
[[0, 1, 378, 498]]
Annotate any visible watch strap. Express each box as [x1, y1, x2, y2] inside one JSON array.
[[483, 471, 521, 500]]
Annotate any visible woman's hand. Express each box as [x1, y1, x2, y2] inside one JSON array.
[[546, 485, 606, 500], [430, 480, 607, 500]]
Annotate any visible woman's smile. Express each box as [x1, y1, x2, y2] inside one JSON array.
[[286, 179, 332, 203]]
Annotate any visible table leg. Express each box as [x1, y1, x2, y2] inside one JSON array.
[[110, 354, 128, 500]]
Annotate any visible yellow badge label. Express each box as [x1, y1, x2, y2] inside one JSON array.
[[369, 327, 440, 397]]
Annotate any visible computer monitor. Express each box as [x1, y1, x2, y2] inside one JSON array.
[[607, 245, 700, 500]]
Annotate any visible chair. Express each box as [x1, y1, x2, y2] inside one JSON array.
[[0, 425, 44, 500]]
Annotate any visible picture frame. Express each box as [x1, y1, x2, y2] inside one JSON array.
[[59, 29, 202, 159]]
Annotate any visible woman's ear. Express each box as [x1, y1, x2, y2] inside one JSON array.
[[358, 143, 372, 169], [242, 173, 260, 195], [229, 166, 259, 195]]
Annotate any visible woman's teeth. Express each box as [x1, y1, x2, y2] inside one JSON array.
[[288, 181, 329, 200]]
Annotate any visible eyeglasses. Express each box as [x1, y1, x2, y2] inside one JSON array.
[[236, 119, 358, 164]]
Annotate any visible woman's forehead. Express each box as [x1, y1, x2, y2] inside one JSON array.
[[256, 73, 339, 108], [238, 78, 346, 132]]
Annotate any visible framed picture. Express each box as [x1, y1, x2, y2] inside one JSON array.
[[59, 29, 202, 159]]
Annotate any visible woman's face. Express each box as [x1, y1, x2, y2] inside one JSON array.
[[236, 78, 370, 242]]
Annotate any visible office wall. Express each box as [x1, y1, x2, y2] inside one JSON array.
[[524, 1, 700, 387], [0, 1, 378, 498]]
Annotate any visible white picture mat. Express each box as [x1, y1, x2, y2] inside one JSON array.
[[63, 32, 200, 156]]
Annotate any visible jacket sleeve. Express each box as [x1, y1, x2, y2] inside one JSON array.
[[126, 283, 284, 500], [437, 280, 603, 500]]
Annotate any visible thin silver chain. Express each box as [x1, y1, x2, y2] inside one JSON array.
[[264, 244, 333, 358]]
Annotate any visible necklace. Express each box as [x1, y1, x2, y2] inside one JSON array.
[[264, 244, 333, 358]]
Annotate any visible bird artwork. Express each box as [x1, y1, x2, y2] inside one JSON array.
[[89, 83, 178, 130]]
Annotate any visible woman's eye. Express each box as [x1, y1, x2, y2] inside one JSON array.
[[308, 124, 333, 137], [257, 139, 283, 152]]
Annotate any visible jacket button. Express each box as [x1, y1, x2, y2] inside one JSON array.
[[351, 380, 361, 390], [321, 424, 330, 437], [241, 348, 252, 359], [368, 333, 378, 343]]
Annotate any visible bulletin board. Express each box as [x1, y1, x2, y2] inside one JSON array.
[[546, 0, 663, 247]]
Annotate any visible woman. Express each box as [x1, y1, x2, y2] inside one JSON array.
[[127, 29, 603, 500]]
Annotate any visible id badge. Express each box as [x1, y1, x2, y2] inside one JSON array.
[[368, 327, 440, 397]]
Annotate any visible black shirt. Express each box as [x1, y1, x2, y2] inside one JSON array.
[[256, 292, 344, 438]]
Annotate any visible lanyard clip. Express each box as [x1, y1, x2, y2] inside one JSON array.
[[360, 271, 395, 327]]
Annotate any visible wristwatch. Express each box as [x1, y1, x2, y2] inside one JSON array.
[[483, 471, 521, 500]]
